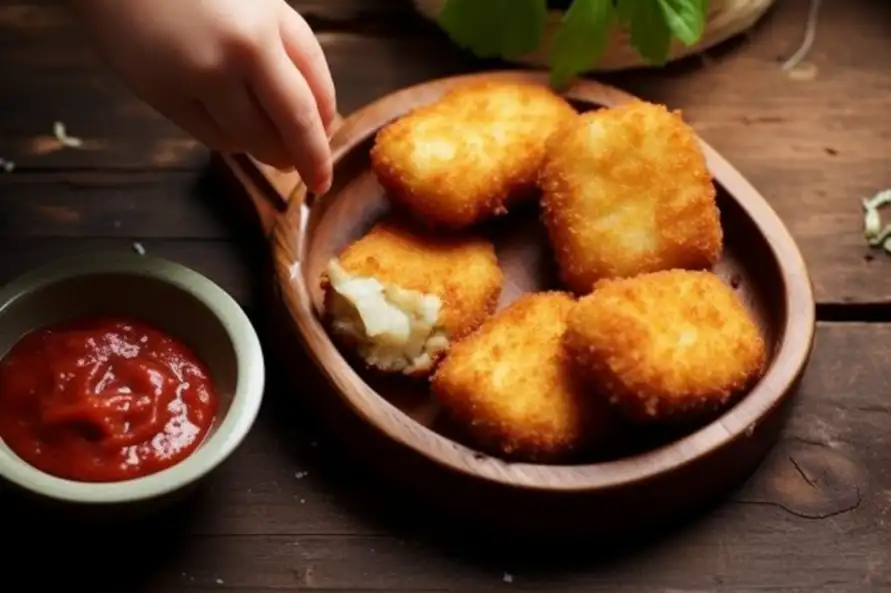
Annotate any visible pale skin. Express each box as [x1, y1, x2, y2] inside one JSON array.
[[67, 0, 337, 194]]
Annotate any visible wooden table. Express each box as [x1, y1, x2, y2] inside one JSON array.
[[1, 1, 889, 591]]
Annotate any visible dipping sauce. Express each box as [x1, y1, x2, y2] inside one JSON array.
[[0, 316, 219, 482]]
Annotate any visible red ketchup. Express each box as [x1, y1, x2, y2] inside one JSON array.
[[0, 317, 219, 482]]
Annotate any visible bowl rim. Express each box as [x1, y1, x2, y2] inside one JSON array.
[[0, 252, 265, 504], [273, 70, 817, 493]]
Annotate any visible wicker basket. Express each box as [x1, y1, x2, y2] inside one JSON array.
[[413, 0, 777, 72]]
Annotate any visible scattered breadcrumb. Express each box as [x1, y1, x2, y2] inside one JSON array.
[[503, 572, 513, 583], [294, 471, 309, 479], [53, 121, 84, 148], [132, 241, 146, 255], [785, 62, 818, 82], [214, 578, 224, 585], [0, 158, 14, 172]]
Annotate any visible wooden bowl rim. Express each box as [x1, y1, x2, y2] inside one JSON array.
[[271, 70, 816, 492]]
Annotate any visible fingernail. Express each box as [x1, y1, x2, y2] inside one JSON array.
[[316, 176, 332, 196], [325, 111, 342, 133]]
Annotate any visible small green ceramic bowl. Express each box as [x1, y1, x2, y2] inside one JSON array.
[[0, 252, 265, 506]]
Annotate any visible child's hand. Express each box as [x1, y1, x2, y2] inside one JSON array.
[[69, 0, 337, 194]]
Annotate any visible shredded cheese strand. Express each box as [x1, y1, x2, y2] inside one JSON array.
[[53, 121, 84, 148], [862, 189, 891, 253], [782, 0, 823, 71]]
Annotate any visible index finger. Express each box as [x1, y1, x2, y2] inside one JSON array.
[[250, 46, 332, 194], [279, 7, 337, 133]]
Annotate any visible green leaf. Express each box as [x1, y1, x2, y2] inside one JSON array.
[[656, 0, 708, 46], [549, 0, 615, 88], [438, 0, 548, 61], [617, 0, 672, 66], [615, 0, 634, 25]]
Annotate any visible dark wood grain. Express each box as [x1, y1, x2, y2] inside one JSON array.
[[0, 0, 890, 588], [0, 0, 888, 305], [2, 322, 889, 591], [0, 170, 236, 238], [0, 238, 261, 305], [14, 0, 418, 24]]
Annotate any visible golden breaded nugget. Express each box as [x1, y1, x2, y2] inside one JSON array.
[[371, 80, 577, 230], [322, 218, 503, 377], [540, 100, 723, 294], [564, 270, 766, 424], [431, 292, 614, 462]]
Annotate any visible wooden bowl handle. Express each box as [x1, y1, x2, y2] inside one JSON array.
[[216, 113, 346, 238]]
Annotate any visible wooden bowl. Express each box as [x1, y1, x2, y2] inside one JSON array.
[[217, 71, 816, 536]]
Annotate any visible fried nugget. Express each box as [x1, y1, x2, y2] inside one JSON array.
[[370, 80, 577, 230], [322, 218, 503, 377], [564, 270, 766, 424], [431, 292, 614, 462], [540, 100, 723, 294]]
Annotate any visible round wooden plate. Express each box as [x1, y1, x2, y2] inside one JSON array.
[[220, 71, 816, 536]]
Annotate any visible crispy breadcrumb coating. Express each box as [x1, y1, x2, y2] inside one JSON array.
[[540, 100, 723, 294], [322, 218, 503, 376], [432, 292, 614, 462], [371, 80, 577, 230], [564, 270, 766, 424]]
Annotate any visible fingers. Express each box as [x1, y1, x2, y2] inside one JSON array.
[[251, 44, 332, 194], [202, 82, 294, 169], [150, 97, 236, 153], [278, 7, 337, 133]]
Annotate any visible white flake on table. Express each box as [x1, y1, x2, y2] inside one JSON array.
[[53, 121, 84, 148], [863, 188, 891, 254]]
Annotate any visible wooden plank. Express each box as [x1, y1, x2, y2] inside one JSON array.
[[12, 0, 418, 22], [0, 1, 889, 305], [0, 171, 239, 239], [0, 31, 473, 168], [1, 323, 889, 590], [0, 238, 261, 305], [292, 0, 416, 19]]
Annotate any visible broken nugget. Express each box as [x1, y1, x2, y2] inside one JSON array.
[[370, 80, 577, 230], [540, 100, 723, 294], [432, 292, 614, 462], [564, 270, 766, 424], [322, 218, 503, 377]]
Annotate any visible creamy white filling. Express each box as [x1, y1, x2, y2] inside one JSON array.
[[325, 259, 450, 374]]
